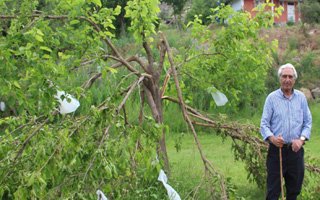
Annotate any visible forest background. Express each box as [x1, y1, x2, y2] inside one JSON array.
[[1, 0, 320, 199]]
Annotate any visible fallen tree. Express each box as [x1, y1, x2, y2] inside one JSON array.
[[1, 0, 319, 199]]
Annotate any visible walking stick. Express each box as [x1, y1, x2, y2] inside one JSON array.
[[279, 147, 285, 200]]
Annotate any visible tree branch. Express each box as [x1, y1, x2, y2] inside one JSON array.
[[160, 72, 171, 97], [109, 55, 149, 72], [160, 32, 228, 199], [162, 96, 205, 117], [81, 55, 152, 90], [82, 73, 102, 89], [142, 41, 155, 75], [139, 87, 145, 125], [117, 76, 144, 113], [158, 38, 167, 74], [83, 125, 111, 182], [144, 86, 161, 122], [14, 117, 50, 162]]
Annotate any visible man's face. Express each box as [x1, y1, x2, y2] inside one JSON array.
[[280, 67, 295, 92]]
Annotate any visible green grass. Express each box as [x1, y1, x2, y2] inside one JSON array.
[[167, 133, 264, 199], [306, 102, 320, 153], [166, 102, 320, 199]]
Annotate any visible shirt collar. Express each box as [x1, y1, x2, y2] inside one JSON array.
[[278, 88, 296, 100]]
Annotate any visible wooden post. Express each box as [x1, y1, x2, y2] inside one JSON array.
[[279, 147, 285, 200]]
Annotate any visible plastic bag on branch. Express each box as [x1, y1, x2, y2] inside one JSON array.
[[207, 86, 228, 106], [0, 101, 5, 111], [96, 190, 108, 200], [55, 90, 80, 114], [158, 170, 181, 200]]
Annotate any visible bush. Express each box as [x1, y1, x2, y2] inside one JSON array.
[[296, 52, 320, 89], [186, 0, 217, 25], [301, 0, 320, 24]]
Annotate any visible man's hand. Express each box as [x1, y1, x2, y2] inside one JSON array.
[[269, 135, 284, 148], [269, 135, 284, 147], [291, 139, 304, 152]]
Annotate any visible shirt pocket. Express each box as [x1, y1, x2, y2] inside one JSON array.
[[292, 109, 303, 124]]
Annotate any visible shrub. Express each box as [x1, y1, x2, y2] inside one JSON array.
[[301, 0, 320, 24]]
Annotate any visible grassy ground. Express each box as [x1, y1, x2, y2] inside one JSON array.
[[167, 133, 265, 199], [166, 102, 319, 199]]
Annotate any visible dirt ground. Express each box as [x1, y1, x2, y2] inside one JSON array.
[[261, 24, 320, 54]]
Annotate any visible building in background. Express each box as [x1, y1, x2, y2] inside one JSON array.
[[230, 0, 303, 24]]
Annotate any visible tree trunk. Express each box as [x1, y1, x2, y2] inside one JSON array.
[[143, 81, 170, 172]]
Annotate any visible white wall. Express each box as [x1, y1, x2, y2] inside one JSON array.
[[231, 0, 243, 11]]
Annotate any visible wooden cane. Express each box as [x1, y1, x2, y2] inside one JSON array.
[[279, 147, 285, 200]]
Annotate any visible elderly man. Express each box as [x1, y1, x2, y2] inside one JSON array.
[[260, 63, 312, 200]]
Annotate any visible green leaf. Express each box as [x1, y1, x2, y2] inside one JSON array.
[[36, 29, 44, 36], [104, 66, 117, 74], [58, 52, 71, 60], [108, 24, 116, 30], [87, 0, 101, 7], [35, 35, 44, 42], [114, 5, 121, 15], [116, 122, 121, 127], [13, 81, 21, 89], [37, 176, 46, 185], [27, 173, 36, 186], [0, 187, 4, 198], [14, 187, 28, 199], [42, 54, 52, 59], [40, 46, 52, 52], [70, 19, 80, 25]]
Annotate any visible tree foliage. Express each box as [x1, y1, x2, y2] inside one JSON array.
[[160, 0, 188, 15], [181, 3, 281, 112], [301, 0, 320, 24], [186, 0, 218, 25], [185, 0, 232, 25], [0, 0, 165, 199], [125, 0, 160, 42], [101, 0, 131, 36]]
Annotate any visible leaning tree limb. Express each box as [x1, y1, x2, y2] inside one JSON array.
[[160, 32, 228, 200]]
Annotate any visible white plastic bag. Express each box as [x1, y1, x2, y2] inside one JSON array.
[[55, 90, 80, 114], [158, 170, 181, 200], [96, 190, 108, 200], [207, 86, 228, 106], [0, 101, 5, 111], [211, 90, 228, 106]]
